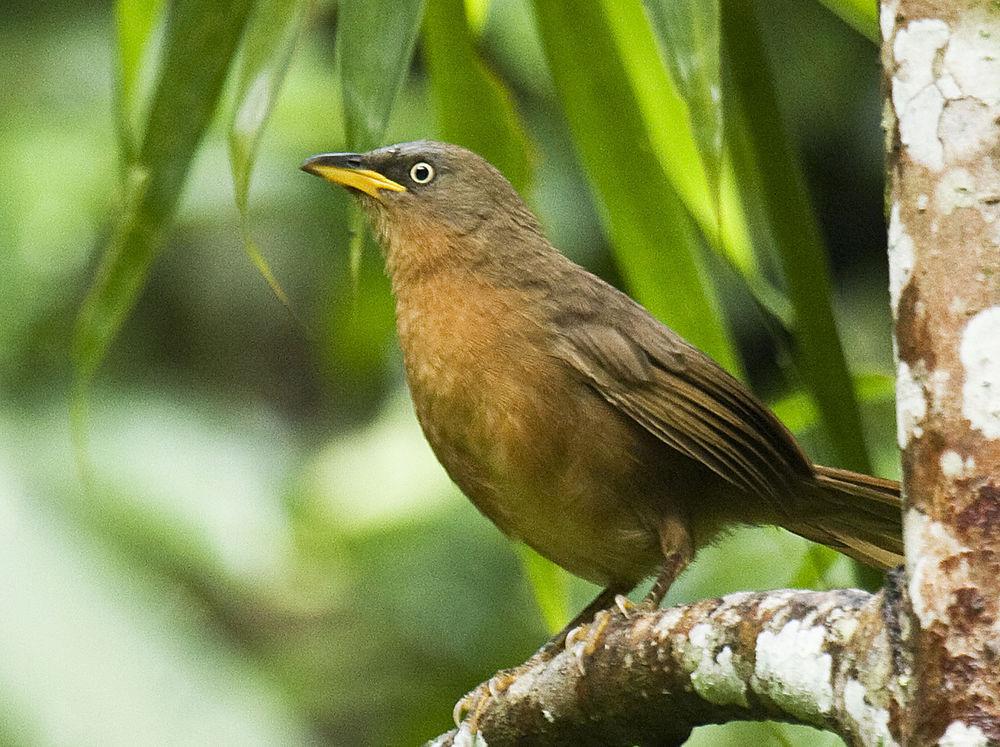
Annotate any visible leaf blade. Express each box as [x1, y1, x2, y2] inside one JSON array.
[[722, 1, 873, 475], [113, 0, 164, 164], [531, 0, 739, 373], [228, 0, 312, 319], [336, 0, 426, 278], [816, 0, 878, 43], [337, 0, 426, 151], [75, 0, 257, 385], [423, 0, 531, 191], [643, 0, 722, 195]]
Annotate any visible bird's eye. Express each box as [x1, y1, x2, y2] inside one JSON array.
[[409, 162, 435, 184]]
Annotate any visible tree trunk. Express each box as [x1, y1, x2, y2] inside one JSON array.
[[882, 0, 1000, 742]]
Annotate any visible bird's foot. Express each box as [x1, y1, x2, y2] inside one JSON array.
[[563, 594, 634, 674], [452, 652, 551, 729], [451, 588, 634, 729]]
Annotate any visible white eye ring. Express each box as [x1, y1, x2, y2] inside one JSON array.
[[409, 162, 435, 184]]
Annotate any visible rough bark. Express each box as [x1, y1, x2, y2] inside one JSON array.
[[429, 586, 909, 746], [882, 0, 1000, 743]]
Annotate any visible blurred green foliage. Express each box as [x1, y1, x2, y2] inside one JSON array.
[[1, 0, 896, 743]]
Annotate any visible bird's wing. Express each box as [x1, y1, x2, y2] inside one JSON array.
[[553, 305, 812, 510]]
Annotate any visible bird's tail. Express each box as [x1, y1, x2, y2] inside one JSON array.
[[786, 465, 903, 570]]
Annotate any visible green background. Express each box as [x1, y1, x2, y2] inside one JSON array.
[[1, 0, 896, 743]]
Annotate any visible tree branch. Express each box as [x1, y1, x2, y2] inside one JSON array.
[[429, 584, 909, 746]]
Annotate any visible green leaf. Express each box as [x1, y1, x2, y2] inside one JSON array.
[[516, 545, 570, 634], [113, 0, 164, 165], [229, 0, 311, 319], [423, 0, 532, 191], [335, 0, 425, 277], [637, 1, 792, 330], [531, 0, 739, 373], [816, 0, 879, 43], [644, 0, 722, 195], [596, 0, 713, 238], [771, 373, 895, 436], [74, 0, 256, 386], [722, 1, 872, 474], [336, 0, 426, 151]]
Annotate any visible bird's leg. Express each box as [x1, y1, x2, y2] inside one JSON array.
[[638, 547, 689, 611], [454, 586, 623, 728], [565, 516, 694, 669]]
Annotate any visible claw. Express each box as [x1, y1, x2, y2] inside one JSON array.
[[453, 694, 470, 727], [575, 643, 587, 675], [487, 670, 517, 699], [614, 594, 634, 618], [584, 609, 612, 656], [564, 623, 587, 652], [453, 666, 527, 730], [568, 609, 614, 675]]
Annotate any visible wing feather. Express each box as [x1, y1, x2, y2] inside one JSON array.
[[554, 312, 811, 511]]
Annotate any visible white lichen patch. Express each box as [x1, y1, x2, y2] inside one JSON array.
[[960, 306, 1000, 439], [449, 723, 488, 747], [753, 619, 833, 723], [935, 168, 977, 215], [896, 360, 927, 448], [942, 16, 1000, 106], [893, 19, 951, 170], [652, 607, 684, 639], [755, 590, 795, 615], [503, 667, 539, 700], [888, 203, 916, 314], [904, 509, 974, 629], [714, 593, 754, 629], [828, 609, 859, 646], [843, 679, 897, 747], [682, 624, 748, 708], [879, 0, 898, 42], [939, 720, 990, 747], [940, 450, 976, 480], [941, 99, 999, 164], [894, 13, 1000, 173], [928, 369, 951, 415]]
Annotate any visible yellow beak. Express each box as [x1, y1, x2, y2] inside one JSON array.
[[300, 153, 406, 199]]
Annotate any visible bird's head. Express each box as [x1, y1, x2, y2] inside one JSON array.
[[301, 140, 545, 277]]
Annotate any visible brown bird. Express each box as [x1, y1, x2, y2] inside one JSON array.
[[302, 140, 901, 650]]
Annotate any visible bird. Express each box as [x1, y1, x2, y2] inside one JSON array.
[[301, 139, 902, 666]]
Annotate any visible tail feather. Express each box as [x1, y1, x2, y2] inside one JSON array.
[[788, 466, 903, 570]]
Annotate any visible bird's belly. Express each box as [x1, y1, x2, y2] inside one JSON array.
[[413, 368, 664, 588], [396, 274, 664, 587]]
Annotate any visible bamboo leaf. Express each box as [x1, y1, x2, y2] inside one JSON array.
[[644, 0, 723, 195], [517, 545, 570, 634], [336, 0, 425, 151], [74, 0, 257, 388], [771, 373, 895, 435], [335, 0, 425, 275], [229, 0, 311, 318], [531, 0, 739, 374], [114, 0, 164, 164], [816, 0, 878, 43], [423, 0, 531, 191], [636, 1, 793, 330], [722, 1, 872, 475]]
